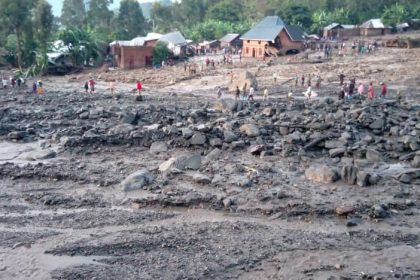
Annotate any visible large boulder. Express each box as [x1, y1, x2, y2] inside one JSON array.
[[121, 169, 155, 192], [240, 124, 260, 137], [20, 149, 57, 161], [108, 124, 135, 135], [229, 71, 258, 92], [159, 154, 202, 172], [150, 141, 168, 154], [190, 132, 207, 145], [214, 98, 237, 113], [305, 165, 340, 183]]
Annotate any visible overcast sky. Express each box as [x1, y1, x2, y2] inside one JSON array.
[[48, 0, 169, 16]]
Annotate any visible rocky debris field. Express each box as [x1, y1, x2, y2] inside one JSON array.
[[0, 47, 419, 280]]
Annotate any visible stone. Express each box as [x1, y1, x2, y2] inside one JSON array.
[[190, 132, 206, 145], [239, 124, 260, 137], [150, 141, 168, 154], [209, 138, 223, 147], [159, 154, 202, 172], [399, 174, 412, 184], [249, 145, 265, 156], [122, 112, 137, 125], [357, 171, 370, 187], [329, 148, 346, 158], [341, 165, 358, 185], [7, 131, 25, 140], [369, 204, 389, 219], [211, 174, 224, 185], [214, 98, 237, 113], [192, 173, 211, 184], [205, 148, 221, 161], [223, 130, 238, 143], [108, 124, 135, 135], [368, 173, 380, 185], [305, 165, 340, 183], [181, 128, 193, 139], [346, 219, 359, 227], [21, 149, 57, 161], [335, 206, 355, 216], [121, 169, 155, 192], [366, 149, 383, 162], [223, 197, 233, 208], [325, 140, 346, 149], [261, 107, 275, 117], [412, 155, 420, 168], [279, 126, 289, 136], [369, 119, 385, 130]]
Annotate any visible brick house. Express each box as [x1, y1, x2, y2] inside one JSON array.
[[240, 16, 305, 58], [323, 23, 359, 39], [360, 19, 392, 36], [219, 33, 242, 49]]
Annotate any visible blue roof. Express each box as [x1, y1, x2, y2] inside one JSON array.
[[240, 16, 285, 42]]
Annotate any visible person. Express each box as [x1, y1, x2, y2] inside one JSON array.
[[357, 83, 365, 96], [301, 74, 305, 87], [235, 86, 240, 101], [136, 80, 142, 95], [287, 90, 293, 102], [11, 77, 16, 88], [230, 72, 234, 83], [161, 60, 165, 68], [109, 80, 115, 94], [32, 81, 37, 94], [396, 90, 402, 104], [349, 79, 355, 97], [315, 75, 321, 89], [307, 74, 311, 87], [295, 75, 299, 87], [37, 80, 44, 94], [339, 73, 345, 86], [305, 86, 312, 101], [273, 72, 277, 83], [84, 81, 89, 93], [184, 62, 187, 72], [381, 82, 387, 98], [2, 77, 7, 89], [368, 82, 375, 100], [263, 88, 269, 101], [339, 83, 346, 100], [248, 86, 254, 101], [242, 83, 247, 98], [216, 87, 222, 99], [88, 78, 95, 94]]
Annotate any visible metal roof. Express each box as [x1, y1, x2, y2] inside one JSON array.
[[284, 25, 305, 41], [360, 19, 386, 29], [219, 33, 240, 43], [240, 16, 285, 42], [158, 31, 187, 46], [324, 23, 342, 30]]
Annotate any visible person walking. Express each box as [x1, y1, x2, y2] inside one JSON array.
[[248, 86, 254, 101], [273, 72, 278, 84], [32, 81, 37, 94], [263, 88, 269, 101], [216, 87, 222, 99], [295, 75, 299, 87], [381, 82, 387, 98], [301, 74, 305, 87], [235, 86, 240, 101], [109, 80, 115, 95], [136, 80, 142, 95], [368, 82, 375, 100], [37, 80, 44, 94], [357, 83, 365, 96], [88, 78, 95, 94], [307, 74, 311, 87], [339, 73, 345, 86], [84, 81, 89, 93]]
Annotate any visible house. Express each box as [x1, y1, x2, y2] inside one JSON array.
[[219, 33, 242, 49], [109, 36, 155, 69], [323, 23, 359, 39], [240, 16, 305, 58], [360, 19, 392, 36], [158, 31, 187, 58], [198, 40, 220, 54]]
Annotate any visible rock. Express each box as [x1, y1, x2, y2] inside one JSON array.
[[335, 205, 355, 216], [205, 148, 221, 161], [159, 154, 202, 172], [214, 98, 237, 113], [412, 155, 420, 168], [366, 149, 383, 162], [369, 119, 385, 130], [341, 165, 358, 185], [122, 112, 137, 124], [223, 130, 238, 143], [329, 148, 346, 158], [150, 141, 168, 154], [21, 149, 57, 161], [228, 71, 258, 92], [279, 126, 289, 136], [7, 131, 25, 140], [356, 171, 370, 187], [249, 145, 265, 156], [240, 123, 260, 137], [325, 140, 346, 149], [223, 197, 233, 208], [211, 174, 224, 184], [369, 204, 389, 219], [346, 219, 359, 227], [399, 174, 412, 184], [121, 169, 155, 192], [192, 173, 211, 184], [368, 173, 380, 185], [181, 128, 193, 139], [261, 107, 275, 117], [305, 165, 340, 183], [236, 177, 251, 188], [190, 132, 206, 145], [209, 138, 223, 147], [108, 124, 135, 135]]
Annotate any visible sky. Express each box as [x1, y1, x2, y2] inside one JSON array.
[[47, 0, 166, 16]]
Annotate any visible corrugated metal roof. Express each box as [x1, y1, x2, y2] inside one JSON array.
[[159, 31, 187, 46], [360, 19, 386, 29], [342, 24, 356, 29], [240, 16, 285, 41], [324, 23, 342, 30], [285, 25, 305, 41], [219, 33, 240, 43]]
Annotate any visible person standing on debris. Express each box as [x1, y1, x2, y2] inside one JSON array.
[[339, 73, 345, 86], [11, 77, 16, 88], [109, 80, 115, 95], [263, 88, 269, 101], [84, 81, 89, 93], [315, 75, 322, 89], [357, 83, 365, 96], [305, 86, 312, 101], [307, 74, 311, 87], [161, 60, 165, 68], [301, 74, 305, 87], [295, 75, 299, 87], [37, 80, 44, 94], [32, 81, 37, 94], [235, 86, 240, 101], [88, 78, 95, 94], [2, 77, 7, 89], [216, 87, 222, 99], [368, 82, 375, 100], [396, 90, 402, 104], [136, 81, 143, 95], [242, 83, 247, 99], [339, 83, 346, 100], [381, 82, 387, 98], [248, 86, 254, 101], [273, 72, 277, 84]]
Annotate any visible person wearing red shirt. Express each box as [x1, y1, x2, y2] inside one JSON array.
[[381, 82, 387, 98], [88, 78, 95, 94], [136, 81, 142, 95]]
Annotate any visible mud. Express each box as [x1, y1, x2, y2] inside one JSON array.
[[0, 42, 419, 279]]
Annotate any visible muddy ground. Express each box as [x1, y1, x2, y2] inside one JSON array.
[[0, 40, 419, 280]]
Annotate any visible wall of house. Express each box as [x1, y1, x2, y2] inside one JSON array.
[[118, 46, 153, 69], [242, 40, 268, 58], [278, 29, 303, 53], [361, 28, 391, 36], [324, 28, 361, 39]]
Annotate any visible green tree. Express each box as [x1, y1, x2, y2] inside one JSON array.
[[206, 0, 244, 22], [152, 41, 169, 65], [382, 3, 409, 27], [280, 5, 312, 28], [87, 0, 113, 32], [150, 3, 174, 33], [61, 0, 86, 28], [33, 0, 54, 52], [115, 0, 147, 39], [0, 0, 35, 69], [311, 10, 330, 34]]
